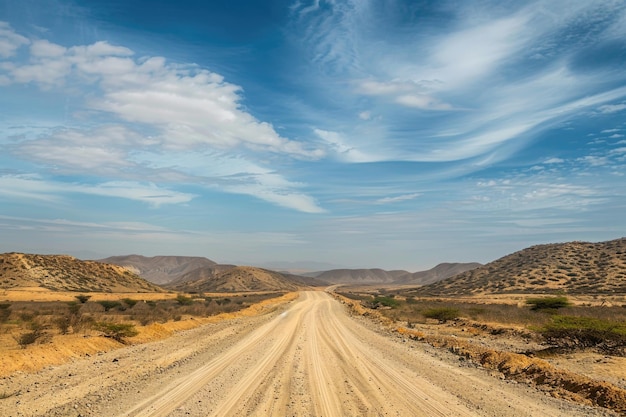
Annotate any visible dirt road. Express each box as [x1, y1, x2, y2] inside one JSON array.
[[0, 291, 616, 416]]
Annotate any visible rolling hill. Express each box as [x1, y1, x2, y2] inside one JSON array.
[[308, 268, 408, 285], [165, 266, 318, 293], [307, 263, 481, 286], [393, 262, 482, 286], [417, 238, 626, 296], [0, 253, 163, 293], [98, 255, 217, 285]]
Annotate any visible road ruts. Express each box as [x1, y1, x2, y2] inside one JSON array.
[[119, 291, 478, 417]]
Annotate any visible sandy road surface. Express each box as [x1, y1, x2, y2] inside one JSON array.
[[0, 291, 616, 416]]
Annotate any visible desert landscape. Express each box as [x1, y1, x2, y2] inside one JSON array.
[[0, 238, 625, 416]]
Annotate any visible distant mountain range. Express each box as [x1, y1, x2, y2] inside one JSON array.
[[6, 237, 622, 296], [305, 263, 482, 286], [416, 238, 626, 296]]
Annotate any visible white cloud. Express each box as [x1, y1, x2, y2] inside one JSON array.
[[0, 174, 195, 207], [377, 193, 421, 204], [0, 22, 29, 57], [544, 158, 564, 164], [358, 111, 371, 120], [30, 39, 66, 57], [0, 26, 327, 213], [314, 129, 373, 162], [578, 155, 609, 166], [598, 103, 626, 113]]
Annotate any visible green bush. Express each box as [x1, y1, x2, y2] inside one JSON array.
[[94, 322, 138, 343], [176, 295, 193, 306], [541, 315, 626, 353], [526, 296, 570, 311], [422, 307, 460, 323], [372, 296, 399, 308], [97, 300, 122, 311]]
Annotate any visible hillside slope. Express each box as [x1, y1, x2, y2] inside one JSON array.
[[419, 238, 626, 295], [394, 262, 482, 285], [166, 266, 313, 293], [0, 253, 162, 292], [311, 268, 407, 285], [99, 255, 217, 285]]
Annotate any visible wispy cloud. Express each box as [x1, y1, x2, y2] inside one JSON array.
[[0, 175, 195, 207]]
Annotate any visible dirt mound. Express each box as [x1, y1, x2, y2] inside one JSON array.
[[397, 327, 626, 414]]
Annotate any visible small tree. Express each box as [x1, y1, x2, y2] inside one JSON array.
[[94, 322, 138, 343], [422, 307, 460, 323]]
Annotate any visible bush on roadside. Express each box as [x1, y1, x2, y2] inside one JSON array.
[[14, 322, 46, 348], [541, 315, 626, 353], [94, 322, 138, 343], [422, 307, 460, 323]]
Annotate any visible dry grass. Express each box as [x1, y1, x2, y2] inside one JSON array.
[[0, 290, 297, 377]]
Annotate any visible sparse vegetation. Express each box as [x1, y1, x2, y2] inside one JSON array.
[[541, 315, 626, 354], [0, 292, 284, 350], [526, 296, 571, 311], [422, 307, 460, 322], [97, 300, 122, 311], [75, 294, 91, 303], [175, 294, 193, 305], [94, 322, 138, 343]]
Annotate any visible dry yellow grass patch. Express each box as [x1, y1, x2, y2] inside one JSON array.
[[0, 291, 298, 378]]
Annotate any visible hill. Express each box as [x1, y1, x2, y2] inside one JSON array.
[[309, 268, 408, 285], [0, 253, 162, 292], [394, 262, 482, 286], [166, 266, 317, 293], [98, 255, 217, 285], [418, 238, 626, 296]]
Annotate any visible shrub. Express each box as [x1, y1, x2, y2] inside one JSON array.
[[55, 315, 71, 334], [526, 296, 570, 311], [94, 322, 138, 343], [97, 300, 122, 312], [122, 298, 138, 308], [75, 294, 91, 303], [0, 303, 10, 323], [372, 296, 399, 308], [176, 295, 193, 306], [422, 307, 460, 323], [14, 322, 45, 348], [541, 315, 626, 353]]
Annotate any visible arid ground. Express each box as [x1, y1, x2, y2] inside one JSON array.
[[1, 291, 618, 417]]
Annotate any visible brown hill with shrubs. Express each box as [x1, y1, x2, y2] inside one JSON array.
[[0, 253, 162, 293], [98, 255, 217, 285], [166, 266, 316, 293], [419, 238, 626, 296]]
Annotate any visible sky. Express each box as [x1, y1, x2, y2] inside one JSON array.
[[0, 0, 625, 272]]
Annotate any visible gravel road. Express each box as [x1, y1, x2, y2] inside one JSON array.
[[0, 291, 616, 416]]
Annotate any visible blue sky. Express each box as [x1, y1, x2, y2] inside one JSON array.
[[0, 0, 625, 271]]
